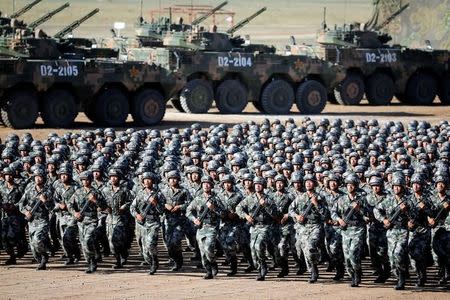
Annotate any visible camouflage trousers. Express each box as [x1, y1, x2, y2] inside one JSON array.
[[140, 222, 161, 264], [249, 225, 272, 268], [277, 224, 296, 260], [196, 225, 218, 267], [367, 224, 389, 273], [164, 217, 189, 253], [2, 215, 27, 256], [408, 228, 433, 269], [219, 222, 240, 257], [294, 223, 324, 271], [106, 216, 129, 259], [341, 226, 365, 276], [28, 220, 51, 261], [431, 226, 450, 268], [386, 228, 409, 274], [325, 224, 344, 266], [182, 217, 198, 250], [60, 223, 80, 259], [78, 221, 98, 260], [95, 213, 109, 256]]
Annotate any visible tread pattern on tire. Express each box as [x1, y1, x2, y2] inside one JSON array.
[[296, 80, 327, 114], [215, 80, 248, 114], [1, 90, 38, 129], [366, 73, 394, 105], [180, 79, 213, 114], [334, 73, 365, 106], [260, 80, 294, 115]]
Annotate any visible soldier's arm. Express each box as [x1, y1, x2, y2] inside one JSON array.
[[288, 198, 298, 219], [129, 197, 139, 218], [373, 201, 387, 223], [330, 198, 342, 222], [235, 197, 249, 219], [186, 198, 198, 222]]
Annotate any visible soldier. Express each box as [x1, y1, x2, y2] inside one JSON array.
[[68, 171, 107, 274], [187, 176, 225, 279], [102, 169, 132, 269], [236, 176, 279, 281], [332, 174, 370, 287], [218, 174, 243, 276], [428, 175, 450, 285], [163, 170, 193, 271], [0, 167, 27, 264], [273, 174, 295, 278], [374, 175, 416, 290], [289, 174, 328, 283], [53, 165, 80, 265], [366, 176, 391, 283], [323, 174, 346, 281], [91, 163, 110, 260], [19, 168, 55, 270], [408, 173, 434, 287], [130, 172, 165, 275]]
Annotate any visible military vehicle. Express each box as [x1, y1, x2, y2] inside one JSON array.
[[140, 7, 345, 115], [317, 4, 450, 106], [0, 8, 184, 129]]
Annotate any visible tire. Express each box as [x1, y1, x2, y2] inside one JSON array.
[[366, 73, 394, 105], [334, 73, 365, 105], [260, 79, 294, 114], [171, 98, 185, 112], [395, 93, 410, 104], [438, 75, 450, 105], [215, 80, 248, 114], [406, 74, 437, 105], [252, 101, 265, 113], [180, 79, 213, 113], [1, 89, 38, 129], [94, 88, 129, 126], [41, 89, 77, 128], [296, 80, 327, 114], [327, 92, 338, 104], [131, 89, 166, 126]]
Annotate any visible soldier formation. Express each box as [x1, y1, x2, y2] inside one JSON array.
[[0, 118, 449, 290]]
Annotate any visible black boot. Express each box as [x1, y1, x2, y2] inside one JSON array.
[[85, 258, 97, 274], [256, 263, 265, 281], [415, 266, 426, 288], [296, 256, 307, 275], [64, 257, 75, 266], [149, 255, 158, 275], [203, 262, 213, 279], [227, 256, 238, 277], [277, 258, 289, 278], [438, 266, 447, 285], [350, 273, 358, 287], [4, 254, 17, 265], [171, 251, 183, 271], [36, 254, 48, 270], [326, 261, 335, 272], [333, 263, 345, 281], [211, 261, 219, 276], [395, 270, 406, 290], [308, 264, 318, 283], [113, 255, 123, 269]]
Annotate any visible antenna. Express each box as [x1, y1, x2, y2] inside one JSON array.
[[322, 7, 327, 30], [140, 0, 143, 22]]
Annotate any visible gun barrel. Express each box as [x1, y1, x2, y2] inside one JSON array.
[[191, 1, 228, 26], [54, 8, 99, 39], [10, 0, 42, 19], [373, 3, 409, 31], [28, 2, 70, 30], [226, 6, 266, 34]]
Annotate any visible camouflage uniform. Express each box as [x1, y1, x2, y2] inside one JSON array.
[[236, 190, 279, 281], [53, 179, 80, 264], [102, 183, 132, 268], [289, 190, 328, 282], [130, 185, 165, 274], [68, 184, 106, 273], [19, 183, 55, 269], [0, 180, 27, 263], [187, 186, 225, 279]]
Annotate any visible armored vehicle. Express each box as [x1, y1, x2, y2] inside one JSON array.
[[140, 8, 345, 115], [317, 4, 450, 106]]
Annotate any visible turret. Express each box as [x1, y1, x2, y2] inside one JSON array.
[[54, 8, 99, 39], [28, 2, 70, 30], [9, 0, 42, 19], [226, 7, 266, 35]]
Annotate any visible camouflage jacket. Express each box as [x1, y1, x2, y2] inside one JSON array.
[[19, 184, 55, 223], [428, 191, 450, 229], [0, 182, 22, 216], [68, 186, 107, 225], [130, 187, 165, 225], [163, 185, 192, 220], [187, 191, 226, 228], [236, 192, 279, 226], [409, 191, 434, 232], [53, 180, 78, 220], [374, 193, 417, 230], [332, 191, 370, 227], [273, 190, 294, 225], [102, 184, 132, 223], [289, 191, 329, 225], [219, 187, 244, 225]]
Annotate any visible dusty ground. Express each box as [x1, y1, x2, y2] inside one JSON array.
[[1, 102, 450, 299]]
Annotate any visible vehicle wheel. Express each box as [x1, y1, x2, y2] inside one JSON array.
[[252, 101, 265, 113], [327, 92, 338, 104], [296, 80, 327, 114], [131, 89, 166, 126], [395, 93, 410, 104], [260, 79, 294, 114], [94, 88, 129, 126], [215, 80, 248, 114], [1, 89, 38, 129], [438, 75, 450, 105], [41, 89, 77, 128], [180, 79, 213, 113], [171, 98, 185, 112], [406, 74, 437, 105], [366, 73, 394, 105], [334, 73, 365, 105]]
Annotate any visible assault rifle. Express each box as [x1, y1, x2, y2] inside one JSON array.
[[138, 190, 160, 225], [26, 190, 45, 222]]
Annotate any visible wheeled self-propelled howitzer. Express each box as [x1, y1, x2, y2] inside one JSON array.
[[315, 3, 450, 106]]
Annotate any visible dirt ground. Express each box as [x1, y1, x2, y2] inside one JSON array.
[[1, 102, 450, 299]]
